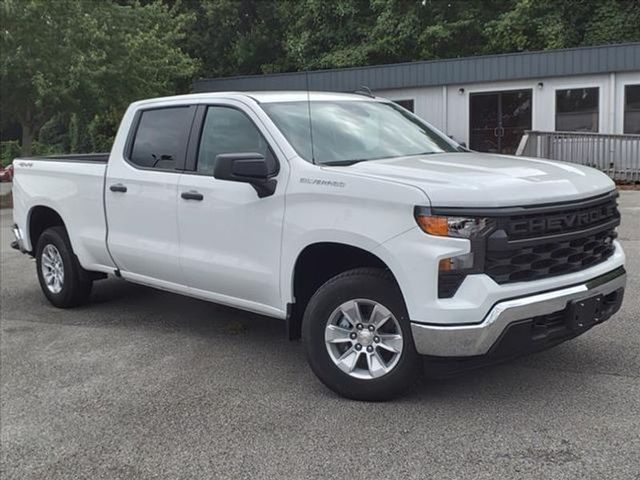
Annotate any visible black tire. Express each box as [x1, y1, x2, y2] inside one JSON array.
[[35, 226, 93, 308], [302, 268, 420, 401]]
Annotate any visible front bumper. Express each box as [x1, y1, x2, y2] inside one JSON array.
[[411, 267, 626, 357]]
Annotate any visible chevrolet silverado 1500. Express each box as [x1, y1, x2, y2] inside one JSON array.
[[11, 92, 626, 400]]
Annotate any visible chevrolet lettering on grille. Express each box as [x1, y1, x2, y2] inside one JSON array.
[[508, 204, 618, 236]]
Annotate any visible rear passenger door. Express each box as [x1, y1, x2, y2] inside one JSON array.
[[105, 105, 195, 285], [176, 102, 287, 315]]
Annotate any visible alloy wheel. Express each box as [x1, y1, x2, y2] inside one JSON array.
[[41, 244, 64, 294], [324, 299, 403, 380]]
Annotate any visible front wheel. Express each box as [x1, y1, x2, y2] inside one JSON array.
[[35, 226, 93, 308], [302, 268, 420, 401]]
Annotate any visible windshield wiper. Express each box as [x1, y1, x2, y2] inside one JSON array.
[[321, 159, 366, 166], [322, 152, 444, 166], [402, 151, 438, 158]]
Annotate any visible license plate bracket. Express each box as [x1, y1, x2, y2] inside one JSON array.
[[568, 295, 602, 331]]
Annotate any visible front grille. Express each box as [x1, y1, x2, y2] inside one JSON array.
[[505, 198, 618, 239], [484, 192, 620, 285], [433, 191, 621, 296], [486, 228, 617, 283]]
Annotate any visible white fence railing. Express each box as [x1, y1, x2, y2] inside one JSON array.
[[516, 130, 640, 182]]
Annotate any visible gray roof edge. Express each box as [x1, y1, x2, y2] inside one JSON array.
[[193, 43, 640, 92]]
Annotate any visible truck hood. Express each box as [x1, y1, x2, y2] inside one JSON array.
[[340, 152, 615, 207]]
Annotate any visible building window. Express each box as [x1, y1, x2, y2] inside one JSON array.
[[392, 99, 414, 113], [624, 84, 640, 135], [555, 87, 599, 132]]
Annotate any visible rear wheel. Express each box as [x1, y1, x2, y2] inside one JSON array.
[[303, 268, 420, 401], [35, 226, 93, 308]]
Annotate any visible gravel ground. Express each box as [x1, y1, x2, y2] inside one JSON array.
[[1, 192, 639, 480]]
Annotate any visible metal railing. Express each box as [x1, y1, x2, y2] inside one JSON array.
[[516, 130, 640, 182]]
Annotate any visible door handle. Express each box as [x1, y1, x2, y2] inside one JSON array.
[[181, 190, 204, 201], [110, 183, 127, 193]]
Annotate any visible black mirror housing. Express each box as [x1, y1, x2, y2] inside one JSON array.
[[214, 153, 277, 198]]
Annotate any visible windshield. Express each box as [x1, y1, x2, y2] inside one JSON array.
[[261, 100, 459, 165]]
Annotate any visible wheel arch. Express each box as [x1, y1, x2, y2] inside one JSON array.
[[287, 241, 405, 340], [27, 205, 67, 253]]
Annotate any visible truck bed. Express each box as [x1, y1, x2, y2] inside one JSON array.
[[12, 153, 114, 272]]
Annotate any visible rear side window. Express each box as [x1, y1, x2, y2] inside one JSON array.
[[197, 106, 274, 176], [129, 107, 194, 170]]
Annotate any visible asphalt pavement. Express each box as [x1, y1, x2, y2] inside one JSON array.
[[1, 192, 639, 480]]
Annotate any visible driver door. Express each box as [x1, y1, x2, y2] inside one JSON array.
[[176, 103, 287, 316]]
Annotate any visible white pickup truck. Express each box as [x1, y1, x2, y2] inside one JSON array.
[[11, 92, 626, 400]]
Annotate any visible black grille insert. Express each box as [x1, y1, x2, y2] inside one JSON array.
[[505, 199, 618, 239], [433, 192, 620, 295], [486, 228, 617, 284], [484, 193, 619, 284]]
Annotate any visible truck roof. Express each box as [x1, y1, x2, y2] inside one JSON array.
[[244, 91, 379, 103], [130, 91, 382, 108]]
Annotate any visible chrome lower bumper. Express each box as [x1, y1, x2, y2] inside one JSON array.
[[411, 268, 626, 357]]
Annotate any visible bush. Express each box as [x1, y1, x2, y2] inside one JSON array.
[[30, 141, 61, 156], [0, 141, 21, 167]]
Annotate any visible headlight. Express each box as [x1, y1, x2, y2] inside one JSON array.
[[413, 207, 495, 298], [414, 211, 491, 239]]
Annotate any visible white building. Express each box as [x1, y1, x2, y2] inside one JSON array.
[[195, 43, 640, 156]]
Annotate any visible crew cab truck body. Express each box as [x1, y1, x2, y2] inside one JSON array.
[[11, 92, 626, 400]]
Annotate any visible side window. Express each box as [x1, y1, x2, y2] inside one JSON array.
[[129, 107, 193, 170], [197, 106, 274, 176]]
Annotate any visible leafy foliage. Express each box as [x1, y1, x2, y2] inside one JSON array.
[[1, 0, 197, 153], [484, 0, 640, 52], [180, 0, 639, 76], [1, 0, 638, 155]]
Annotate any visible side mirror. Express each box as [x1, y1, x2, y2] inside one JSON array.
[[213, 153, 277, 198]]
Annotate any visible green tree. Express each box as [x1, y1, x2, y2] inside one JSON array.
[[582, 0, 640, 45], [3, 0, 639, 156], [1, 0, 197, 154], [181, 0, 640, 77], [176, 0, 289, 77], [484, 0, 640, 52]]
